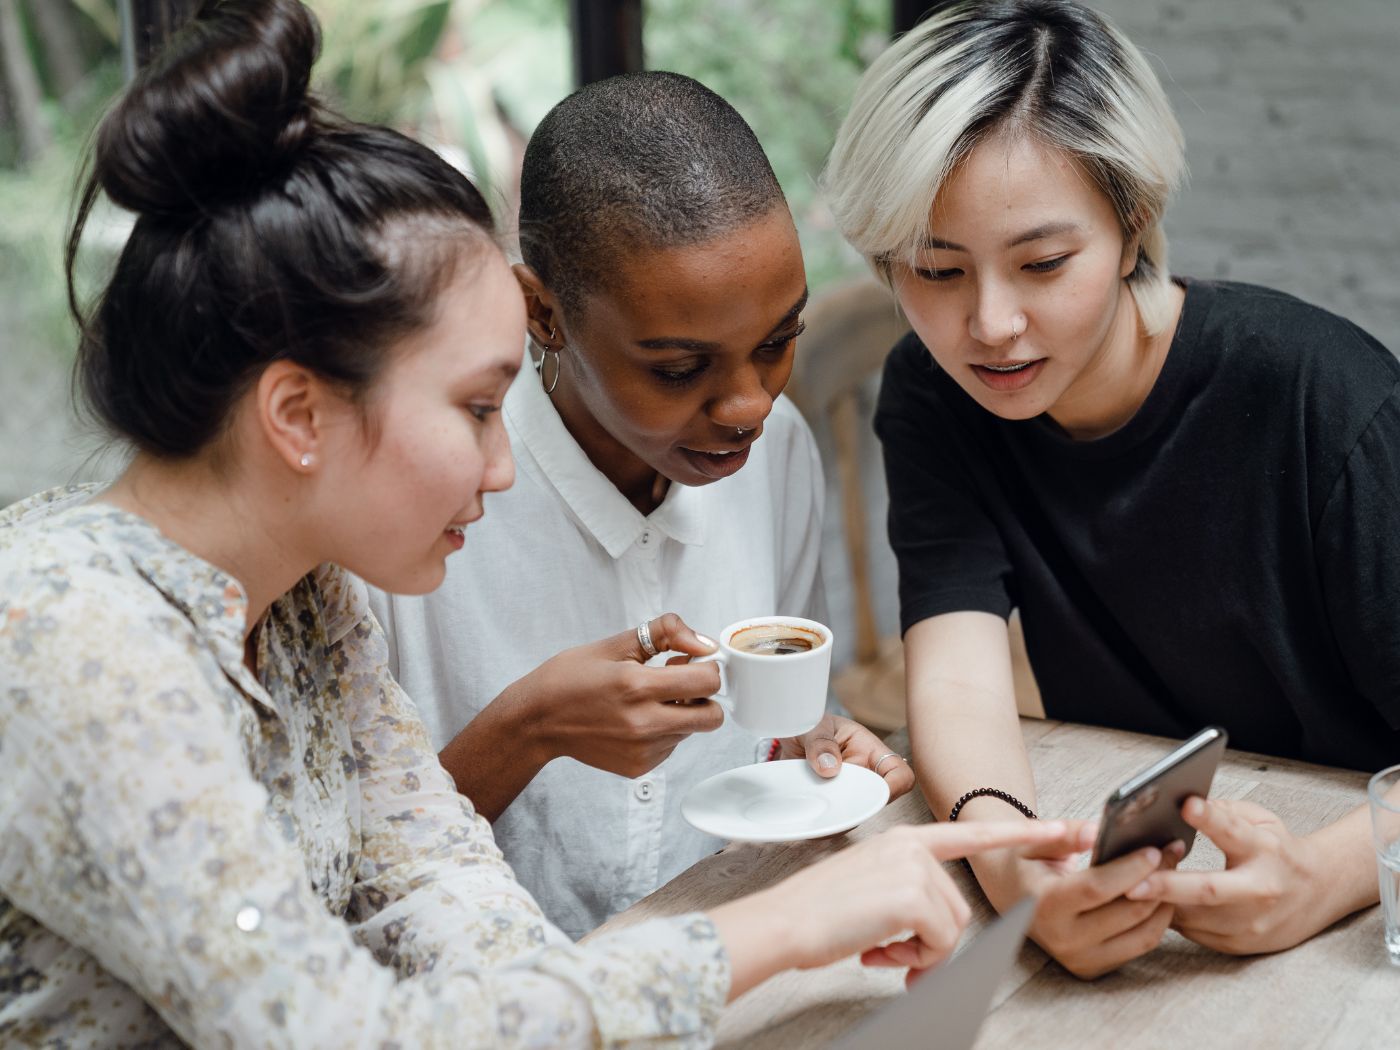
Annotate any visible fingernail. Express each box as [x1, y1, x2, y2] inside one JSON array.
[[1127, 880, 1151, 900], [818, 753, 838, 770], [695, 633, 717, 650], [1144, 848, 1161, 866]]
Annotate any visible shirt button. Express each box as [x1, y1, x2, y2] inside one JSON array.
[[638, 530, 652, 547], [234, 904, 262, 932], [634, 779, 655, 802]]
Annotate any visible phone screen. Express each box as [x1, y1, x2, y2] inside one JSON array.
[[1090, 726, 1227, 866]]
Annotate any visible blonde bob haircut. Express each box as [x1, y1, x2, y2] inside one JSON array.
[[824, 0, 1186, 335]]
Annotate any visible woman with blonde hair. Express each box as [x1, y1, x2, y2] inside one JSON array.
[[825, 0, 1398, 978]]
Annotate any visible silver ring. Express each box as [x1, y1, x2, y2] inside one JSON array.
[[872, 752, 903, 775], [636, 619, 658, 658]]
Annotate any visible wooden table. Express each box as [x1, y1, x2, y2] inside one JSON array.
[[591, 720, 1396, 1048]]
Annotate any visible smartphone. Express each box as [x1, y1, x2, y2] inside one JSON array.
[[1090, 726, 1228, 866]]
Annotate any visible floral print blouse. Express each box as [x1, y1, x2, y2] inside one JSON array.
[[0, 487, 728, 1048]]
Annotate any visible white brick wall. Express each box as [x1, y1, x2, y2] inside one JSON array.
[[1096, 0, 1399, 347]]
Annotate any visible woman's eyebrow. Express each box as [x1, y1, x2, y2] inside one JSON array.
[[922, 221, 1084, 252], [765, 288, 810, 335], [635, 336, 719, 352], [1005, 221, 1083, 248], [634, 288, 811, 353]]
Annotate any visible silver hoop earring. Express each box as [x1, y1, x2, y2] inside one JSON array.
[[539, 328, 561, 394]]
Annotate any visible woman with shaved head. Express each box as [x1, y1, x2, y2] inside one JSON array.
[[369, 72, 932, 940]]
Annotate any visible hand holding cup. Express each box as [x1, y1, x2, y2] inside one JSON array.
[[512, 612, 725, 779]]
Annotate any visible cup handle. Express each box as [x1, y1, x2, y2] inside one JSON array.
[[691, 651, 731, 716]]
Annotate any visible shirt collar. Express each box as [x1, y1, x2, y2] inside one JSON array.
[[25, 487, 266, 702], [505, 362, 708, 559]]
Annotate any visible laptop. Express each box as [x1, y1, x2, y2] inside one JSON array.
[[828, 898, 1035, 1050]]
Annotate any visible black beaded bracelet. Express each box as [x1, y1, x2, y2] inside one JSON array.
[[947, 787, 1037, 823]]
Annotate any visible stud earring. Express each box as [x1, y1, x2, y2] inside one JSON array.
[[299, 453, 314, 469]]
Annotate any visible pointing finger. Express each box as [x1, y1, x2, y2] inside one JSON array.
[[920, 819, 1078, 861]]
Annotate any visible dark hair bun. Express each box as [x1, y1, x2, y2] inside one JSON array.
[[69, 0, 499, 459], [95, 0, 320, 218]]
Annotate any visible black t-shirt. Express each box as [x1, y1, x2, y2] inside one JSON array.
[[876, 278, 1400, 771]]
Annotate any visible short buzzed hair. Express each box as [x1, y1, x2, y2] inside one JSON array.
[[519, 71, 786, 309]]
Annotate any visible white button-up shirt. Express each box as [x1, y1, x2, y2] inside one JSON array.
[[370, 369, 825, 938]]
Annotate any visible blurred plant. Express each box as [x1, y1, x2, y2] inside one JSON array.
[[1, 0, 888, 376], [310, 0, 569, 226], [0, 0, 121, 360], [314, 0, 456, 123], [645, 0, 890, 290], [0, 0, 568, 369]]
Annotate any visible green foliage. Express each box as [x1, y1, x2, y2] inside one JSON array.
[[0, 0, 890, 371], [69, 0, 120, 44], [645, 0, 890, 290], [0, 58, 125, 361], [311, 0, 456, 124]]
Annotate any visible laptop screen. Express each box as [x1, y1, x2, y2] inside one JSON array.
[[827, 898, 1035, 1050]]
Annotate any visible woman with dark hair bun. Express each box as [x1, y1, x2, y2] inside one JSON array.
[[0, 1, 1087, 1045]]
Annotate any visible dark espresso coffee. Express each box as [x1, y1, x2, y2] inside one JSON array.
[[730, 623, 822, 656]]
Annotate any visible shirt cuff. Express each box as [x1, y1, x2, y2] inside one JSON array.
[[539, 914, 729, 1046], [900, 588, 1012, 636]]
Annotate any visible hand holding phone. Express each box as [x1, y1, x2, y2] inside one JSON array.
[[1090, 726, 1227, 866]]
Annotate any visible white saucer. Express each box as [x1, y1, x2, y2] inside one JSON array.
[[681, 759, 891, 843]]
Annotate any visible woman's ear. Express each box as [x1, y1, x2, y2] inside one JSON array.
[[513, 263, 564, 350], [1119, 235, 1141, 280], [1120, 209, 1150, 280], [255, 360, 331, 473]]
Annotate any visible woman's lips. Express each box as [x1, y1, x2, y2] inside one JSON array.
[[971, 358, 1047, 392], [442, 512, 480, 551], [679, 443, 753, 480]]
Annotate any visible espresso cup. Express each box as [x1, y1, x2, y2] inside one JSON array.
[[694, 616, 832, 737]]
